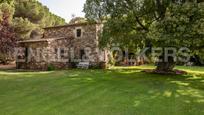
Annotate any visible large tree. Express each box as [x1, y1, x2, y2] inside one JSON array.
[[0, 0, 67, 64], [69, 17, 87, 24], [0, 3, 16, 64], [149, 2, 204, 71], [12, 0, 66, 40], [14, 0, 66, 27], [84, 0, 204, 72], [13, 17, 35, 40], [84, 0, 171, 52]]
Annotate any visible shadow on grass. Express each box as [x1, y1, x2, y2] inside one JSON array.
[[0, 67, 204, 114]]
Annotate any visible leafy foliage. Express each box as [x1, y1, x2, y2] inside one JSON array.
[[0, 3, 16, 64], [1, 0, 66, 40], [0, 0, 13, 4], [149, 2, 204, 66], [14, 0, 66, 27], [13, 17, 35, 39], [84, 0, 204, 70], [149, 2, 204, 49], [13, 0, 66, 39], [84, 0, 171, 49], [69, 17, 87, 24], [47, 64, 56, 71], [0, 0, 66, 64]]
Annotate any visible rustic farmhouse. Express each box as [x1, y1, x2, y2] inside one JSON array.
[[16, 23, 109, 70]]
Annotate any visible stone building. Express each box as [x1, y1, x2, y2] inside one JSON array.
[[16, 23, 109, 70]]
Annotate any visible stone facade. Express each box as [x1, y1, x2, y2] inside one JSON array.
[[16, 23, 109, 70]]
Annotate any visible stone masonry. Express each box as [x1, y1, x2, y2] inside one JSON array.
[[16, 23, 109, 70]]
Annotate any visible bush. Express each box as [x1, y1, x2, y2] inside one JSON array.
[[89, 63, 100, 69], [47, 64, 56, 71], [0, 54, 13, 65], [108, 54, 115, 66], [99, 62, 107, 69], [70, 62, 78, 68]]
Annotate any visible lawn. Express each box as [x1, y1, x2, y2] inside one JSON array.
[[0, 66, 204, 115]]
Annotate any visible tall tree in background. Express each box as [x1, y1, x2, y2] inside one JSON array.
[[13, 0, 66, 39], [0, 3, 16, 64], [0, 0, 13, 4], [69, 17, 87, 24], [14, 0, 66, 27], [13, 17, 35, 39], [1, 0, 66, 40], [0, 0, 66, 64], [84, 0, 204, 72]]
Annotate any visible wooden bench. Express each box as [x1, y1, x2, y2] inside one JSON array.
[[77, 62, 90, 69]]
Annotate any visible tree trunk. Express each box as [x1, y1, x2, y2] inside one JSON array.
[[155, 48, 176, 72], [156, 61, 175, 72]]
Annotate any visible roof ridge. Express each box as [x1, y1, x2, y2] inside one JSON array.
[[43, 22, 102, 29]]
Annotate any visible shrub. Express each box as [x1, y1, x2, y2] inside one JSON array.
[[108, 54, 115, 66], [99, 62, 107, 69], [70, 62, 78, 68], [89, 63, 100, 69], [47, 64, 56, 71]]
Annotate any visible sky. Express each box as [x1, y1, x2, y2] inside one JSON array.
[[38, 0, 86, 22]]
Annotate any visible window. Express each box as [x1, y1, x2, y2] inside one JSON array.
[[54, 48, 58, 59], [76, 29, 82, 37], [74, 27, 83, 38], [54, 48, 66, 59], [60, 49, 65, 58]]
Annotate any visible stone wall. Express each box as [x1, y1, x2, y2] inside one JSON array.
[[44, 23, 105, 63], [43, 24, 98, 38], [16, 23, 108, 70], [16, 38, 71, 70]]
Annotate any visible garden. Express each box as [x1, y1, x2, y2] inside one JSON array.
[[0, 65, 204, 115]]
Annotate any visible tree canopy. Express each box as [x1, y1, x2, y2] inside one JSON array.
[[0, 2, 16, 64], [84, 0, 171, 48], [69, 17, 87, 24], [1, 0, 66, 40], [84, 0, 204, 71], [0, 0, 66, 64], [13, 0, 66, 40]]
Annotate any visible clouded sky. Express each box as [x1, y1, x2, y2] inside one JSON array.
[[39, 0, 86, 22]]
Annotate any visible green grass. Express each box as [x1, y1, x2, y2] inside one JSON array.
[[0, 66, 204, 115]]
